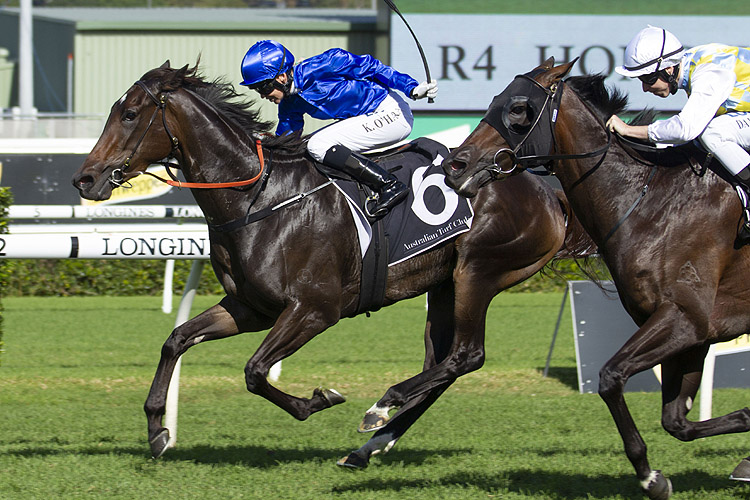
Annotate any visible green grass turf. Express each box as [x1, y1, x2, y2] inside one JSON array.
[[2, 294, 750, 499]]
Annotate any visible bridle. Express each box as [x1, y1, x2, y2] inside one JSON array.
[[110, 80, 266, 190], [490, 73, 660, 247], [109, 80, 179, 188], [487, 74, 612, 178]]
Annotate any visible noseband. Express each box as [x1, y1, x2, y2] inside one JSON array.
[[109, 80, 179, 188]]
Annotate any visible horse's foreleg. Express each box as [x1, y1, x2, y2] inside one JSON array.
[[598, 302, 712, 500], [341, 283, 456, 467], [339, 385, 450, 468], [367, 274, 492, 416], [243, 303, 345, 421], [660, 345, 750, 439], [145, 296, 272, 458], [359, 282, 456, 432]]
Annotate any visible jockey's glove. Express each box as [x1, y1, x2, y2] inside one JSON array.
[[411, 80, 438, 100]]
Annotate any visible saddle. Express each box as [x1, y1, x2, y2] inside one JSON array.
[[620, 137, 750, 246], [318, 137, 474, 314]]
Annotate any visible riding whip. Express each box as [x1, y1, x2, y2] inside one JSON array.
[[381, 0, 434, 103]]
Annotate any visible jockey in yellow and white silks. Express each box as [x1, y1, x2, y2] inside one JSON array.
[[606, 26, 750, 238]]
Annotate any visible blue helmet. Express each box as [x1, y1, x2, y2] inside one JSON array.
[[240, 40, 295, 87]]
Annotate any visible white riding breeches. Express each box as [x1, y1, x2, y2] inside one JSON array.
[[698, 112, 750, 175], [306, 91, 414, 162]]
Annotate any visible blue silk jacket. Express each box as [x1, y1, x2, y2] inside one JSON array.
[[276, 48, 419, 136]]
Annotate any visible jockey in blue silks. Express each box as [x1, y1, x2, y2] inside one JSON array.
[[240, 39, 437, 218]]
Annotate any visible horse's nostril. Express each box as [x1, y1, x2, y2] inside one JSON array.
[[450, 160, 467, 172], [74, 175, 94, 189]]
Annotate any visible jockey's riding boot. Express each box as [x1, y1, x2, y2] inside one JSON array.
[[733, 165, 750, 241], [323, 145, 408, 218]]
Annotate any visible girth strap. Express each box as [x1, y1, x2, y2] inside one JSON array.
[[355, 188, 389, 315]]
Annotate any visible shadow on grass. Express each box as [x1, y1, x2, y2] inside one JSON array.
[[164, 444, 472, 469], [541, 366, 579, 391], [2, 442, 469, 470], [333, 467, 750, 499]]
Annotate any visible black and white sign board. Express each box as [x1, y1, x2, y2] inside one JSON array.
[[569, 280, 750, 395], [569, 280, 660, 393]]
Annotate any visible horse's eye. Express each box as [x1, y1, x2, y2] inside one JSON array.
[[123, 110, 137, 121], [510, 105, 526, 116]]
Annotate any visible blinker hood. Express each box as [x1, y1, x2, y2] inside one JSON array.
[[481, 69, 563, 167]]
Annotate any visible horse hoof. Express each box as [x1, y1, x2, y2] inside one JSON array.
[[358, 412, 389, 433], [336, 451, 369, 469], [149, 428, 171, 459], [730, 457, 750, 481], [314, 387, 346, 407], [641, 470, 672, 500]]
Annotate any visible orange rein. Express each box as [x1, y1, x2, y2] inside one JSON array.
[[144, 139, 265, 189]]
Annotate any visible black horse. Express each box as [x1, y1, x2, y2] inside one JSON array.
[[72, 61, 583, 466], [443, 57, 750, 499]]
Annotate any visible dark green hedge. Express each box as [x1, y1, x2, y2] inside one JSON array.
[[2, 255, 604, 297], [3, 259, 224, 297]]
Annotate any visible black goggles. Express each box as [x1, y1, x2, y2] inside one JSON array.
[[250, 79, 277, 97], [637, 71, 662, 86]]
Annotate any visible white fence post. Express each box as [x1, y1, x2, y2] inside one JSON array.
[[162, 259, 175, 314]]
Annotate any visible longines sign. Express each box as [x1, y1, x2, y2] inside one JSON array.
[[391, 14, 750, 112]]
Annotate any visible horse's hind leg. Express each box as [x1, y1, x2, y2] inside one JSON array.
[[658, 347, 750, 479], [145, 295, 273, 458]]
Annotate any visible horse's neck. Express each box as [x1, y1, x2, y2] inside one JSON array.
[[177, 102, 259, 184], [554, 98, 655, 245]]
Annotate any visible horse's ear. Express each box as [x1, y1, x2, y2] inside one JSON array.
[[160, 60, 171, 69], [537, 57, 555, 70], [541, 57, 578, 86], [556, 57, 579, 79], [162, 63, 190, 91]]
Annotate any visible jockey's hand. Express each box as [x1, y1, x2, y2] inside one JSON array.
[[411, 80, 438, 100], [606, 115, 628, 135], [606, 114, 651, 141]]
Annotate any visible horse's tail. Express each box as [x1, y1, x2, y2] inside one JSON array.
[[549, 190, 609, 283]]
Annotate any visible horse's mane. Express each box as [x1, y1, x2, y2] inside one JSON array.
[[140, 61, 308, 155], [564, 73, 661, 128], [564, 74, 629, 122], [565, 72, 711, 169]]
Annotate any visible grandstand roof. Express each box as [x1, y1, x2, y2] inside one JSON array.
[[0, 7, 378, 31]]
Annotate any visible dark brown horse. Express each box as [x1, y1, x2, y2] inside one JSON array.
[[71, 61, 581, 467], [442, 57, 750, 499]]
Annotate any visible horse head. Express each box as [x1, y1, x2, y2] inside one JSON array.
[[442, 57, 576, 197], [72, 60, 198, 201]]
